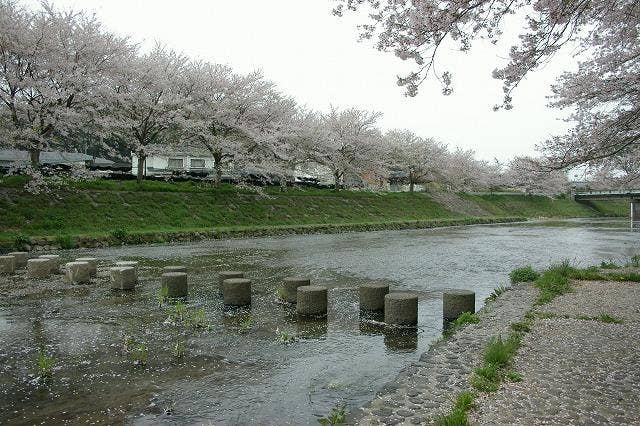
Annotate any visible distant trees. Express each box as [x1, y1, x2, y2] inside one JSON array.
[[313, 107, 382, 191], [385, 130, 447, 192], [0, 0, 571, 196]]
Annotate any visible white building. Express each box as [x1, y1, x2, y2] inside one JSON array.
[[131, 146, 215, 177]]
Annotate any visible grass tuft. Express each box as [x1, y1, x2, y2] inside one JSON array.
[[509, 266, 539, 283], [317, 404, 347, 425], [443, 312, 480, 338], [36, 349, 55, 380], [434, 391, 476, 426], [485, 285, 508, 303], [534, 260, 574, 305]]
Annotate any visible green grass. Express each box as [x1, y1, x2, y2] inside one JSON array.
[[36, 349, 55, 379], [576, 313, 623, 324], [509, 266, 540, 284], [485, 285, 509, 303], [434, 391, 476, 426], [443, 312, 480, 338], [534, 261, 574, 305], [461, 193, 627, 218], [470, 333, 522, 393], [317, 404, 347, 425], [0, 178, 626, 244]]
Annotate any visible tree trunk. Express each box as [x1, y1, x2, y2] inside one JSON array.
[[136, 154, 146, 185], [334, 172, 341, 192], [213, 153, 223, 186], [29, 148, 40, 169], [409, 180, 415, 192]]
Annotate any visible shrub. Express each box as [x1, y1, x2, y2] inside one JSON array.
[[509, 266, 539, 283], [13, 233, 31, 251], [110, 228, 129, 241], [55, 234, 75, 249]]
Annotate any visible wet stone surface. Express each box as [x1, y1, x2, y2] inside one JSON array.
[[471, 280, 640, 425]]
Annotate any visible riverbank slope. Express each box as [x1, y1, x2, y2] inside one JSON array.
[[0, 178, 627, 250]]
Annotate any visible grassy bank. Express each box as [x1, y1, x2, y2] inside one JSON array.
[[0, 177, 628, 249], [461, 193, 627, 218]]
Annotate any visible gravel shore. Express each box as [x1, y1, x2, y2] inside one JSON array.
[[472, 280, 640, 425], [353, 278, 640, 425]]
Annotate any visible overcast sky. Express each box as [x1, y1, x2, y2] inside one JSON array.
[[26, 0, 577, 163]]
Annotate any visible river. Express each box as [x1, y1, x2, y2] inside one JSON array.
[[0, 218, 637, 424]]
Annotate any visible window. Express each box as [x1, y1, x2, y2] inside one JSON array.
[[167, 158, 184, 169], [190, 158, 205, 168]]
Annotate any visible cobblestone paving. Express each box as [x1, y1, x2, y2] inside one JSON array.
[[471, 280, 640, 425], [349, 283, 539, 425]]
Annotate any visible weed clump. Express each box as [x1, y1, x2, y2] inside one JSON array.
[[36, 349, 55, 380], [434, 391, 476, 426], [443, 312, 480, 338], [509, 266, 539, 283], [534, 260, 574, 305], [470, 333, 522, 393], [318, 404, 347, 425]]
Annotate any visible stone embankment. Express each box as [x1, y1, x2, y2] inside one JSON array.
[[352, 278, 640, 425]]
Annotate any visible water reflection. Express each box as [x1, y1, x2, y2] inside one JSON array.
[[296, 317, 328, 340], [383, 327, 419, 352]]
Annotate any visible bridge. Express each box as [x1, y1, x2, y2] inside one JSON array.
[[574, 190, 640, 230]]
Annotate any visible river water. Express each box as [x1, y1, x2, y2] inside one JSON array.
[[0, 218, 638, 424]]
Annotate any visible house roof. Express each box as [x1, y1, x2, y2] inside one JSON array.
[[0, 149, 114, 165]]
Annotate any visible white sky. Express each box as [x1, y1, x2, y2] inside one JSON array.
[[26, 0, 578, 163]]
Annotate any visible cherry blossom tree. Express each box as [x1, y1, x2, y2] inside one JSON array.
[[385, 129, 448, 192], [108, 45, 189, 184], [312, 106, 382, 191], [0, 0, 133, 167], [181, 62, 299, 185], [334, 0, 640, 171], [504, 156, 568, 196]]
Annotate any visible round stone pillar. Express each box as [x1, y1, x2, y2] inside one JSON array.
[[442, 289, 475, 322], [8, 252, 28, 268], [0, 255, 16, 274], [283, 277, 311, 303], [76, 257, 97, 277], [161, 272, 188, 298], [297, 286, 328, 317], [163, 265, 187, 274], [38, 255, 61, 274], [359, 283, 390, 311], [384, 293, 418, 326], [218, 271, 244, 293], [110, 266, 137, 290], [223, 278, 252, 306], [65, 261, 91, 284], [115, 261, 138, 274], [27, 258, 51, 278]]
